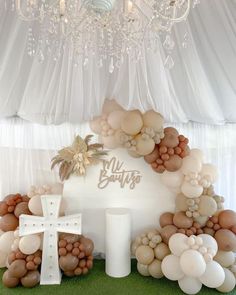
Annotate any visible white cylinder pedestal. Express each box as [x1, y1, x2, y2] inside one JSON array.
[[105, 208, 131, 278]]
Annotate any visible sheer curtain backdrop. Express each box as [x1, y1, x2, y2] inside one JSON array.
[[0, 118, 235, 211]]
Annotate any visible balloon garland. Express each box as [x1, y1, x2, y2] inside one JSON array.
[[90, 99, 236, 294], [0, 184, 95, 288]]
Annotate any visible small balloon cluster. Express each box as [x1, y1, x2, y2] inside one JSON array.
[[58, 234, 94, 277], [0, 184, 94, 288], [131, 229, 170, 279]]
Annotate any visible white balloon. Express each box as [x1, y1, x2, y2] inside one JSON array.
[[214, 251, 235, 268], [198, 234, 218, 254], [181, 181, 203, 198], [180, 250, 206, 278], [178, 276, 202, 295], [162, 255, 184, 281], [200, 164, 218, 183], [19, 234, 41, 255], [161, 170, 184, 189], [169, 233, 189, 256], [181, 156, 202, 175], [199, 260, 225, 288], [217, 268, 236, 293], [0, 231, 15, 254], [28, 195, 43, 216], [189, 149, 204, 163], [0, 251, 8, 268]]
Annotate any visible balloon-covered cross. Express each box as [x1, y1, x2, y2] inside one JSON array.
[[19, 195, 82, 285]]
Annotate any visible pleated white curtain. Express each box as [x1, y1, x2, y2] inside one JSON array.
[[0, 0, 236, 124], [0, 118, 235, 211]]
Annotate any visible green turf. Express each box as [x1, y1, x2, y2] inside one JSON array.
[[0, 260, 235, 295]]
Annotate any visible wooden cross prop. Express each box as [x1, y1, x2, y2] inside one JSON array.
[[19, 195, 82, 285]]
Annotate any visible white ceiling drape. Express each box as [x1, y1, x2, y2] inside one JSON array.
[[0, 0, 236, 124]]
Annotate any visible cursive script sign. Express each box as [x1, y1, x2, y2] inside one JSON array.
[[98, 157, 142, 190]]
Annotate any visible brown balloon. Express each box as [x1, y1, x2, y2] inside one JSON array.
[[215, 229, 236, 252], [173, 212, 193, 229], [8, 259, 27, 278], [0, 201, 8, 216], [21, 270, 40, 288], [60, 234, 79, 244], [80, 237, 94, 256], [164, 127, 179, 136], [161, 132, 179, 148], [144, 147, 159, 164], [159, 212, 174, 228], [2, 270, 20, 288], [160, 225, 177, 244], [164, 154, 182, 172], [59, 253, 79, 271], [218, 210, 236, 229], [14, 202, 31, 218], [0, 213, 19, 231]]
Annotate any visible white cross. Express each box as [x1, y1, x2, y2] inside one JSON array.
[[19, 195, 82, 285]]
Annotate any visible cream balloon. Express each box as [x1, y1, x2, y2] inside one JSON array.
[[180, 250, 206, 278], [169, 233, 189, 256], [0, 231, 15, 254], [217, 268, 236, 293], [175, 194, 188, 212], [148, 259, 163, 279], [161, 255, 184, 281], [28, 195, 43, 216], [214, 251, 235, 268], [89, 117, 102, 134], [101, 135, 119, 149], [135, 135, 155, 156], [198, 195, 217, 217], [121, 110, 143, 135], [142, 110, 164, 131], [199, 260, 225, 288], [136, 245, 154, 265], [19, 234, 41, 255], [154, 243, 170, 261], [161, 170, 184, 189], [181, 181, 203, 198], [128, 150, 142, 158], [198, 234, 218, 254], [107, 110, 125, 130], [200, 164, 218, 183], [0, 251, 8, 268], [137, 263, 150, 276], [189, 149, 204, 163], [181, 156, 202, 175], [102, 99, 123, 114], [178, 276, 202, 295]]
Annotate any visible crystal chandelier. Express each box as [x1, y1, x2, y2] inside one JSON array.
[[4, 0, 200, 70]]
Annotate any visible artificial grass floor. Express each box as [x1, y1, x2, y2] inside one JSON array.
[[0, 260, 235, 295]]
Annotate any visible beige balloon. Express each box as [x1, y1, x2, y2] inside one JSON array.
[[175, 194, 188, 212], [121, 110, 143, 135], [136, 245, 154, 265], [137, 263, 150, 276], [128, 150, 142, 158], [199, 195, 217, 217], [217, 268, 236, 293], [154, 243, 171, 260], [135, 135, 155, 156], [102, 99, 123, 114], [28, 195, 43, 216], [107, 110, 126, 130], [102, 135, 119, 149], [142, 110, 164, 131], [148, 259, 163, 279], [214, 251, 235, 268], [89, 117, 102, 134]]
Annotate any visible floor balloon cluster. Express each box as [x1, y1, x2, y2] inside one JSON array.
[[90, 100, 236, 294], [0, 184, 94, 288]]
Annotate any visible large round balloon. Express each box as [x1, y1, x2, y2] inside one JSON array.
[[161, 170, 184, 189], [101, 135, 119, 149], [19, 235, 41, 255], [0, 231, 15, 254], [200, 164, 218, 183], [89, 117, 102, 134], [137, 263, 150, 276], [169, 233, 189, 256], [214, 250, 235, 268], [198, 195, 217, 217], [160, 225, 178, 244], [181, 156, 202, 175], [189, 149, 204, 163], [161, 255, 184, 281], [175, 194, 188, 212], [214, 229, 236, 252], [121, 110, 143, 135], [159, 212, 174, 228], [154, 243, 170, 260], [136, 245, 154, 265], [142, 110, 164, 131], [21, 270, 40, 288], [217, 268, 236, 293], [0, 214, 19, 232], [218, 210, 236, 229], [173, 212, 193, 229], [148, 259, 163, 278], [199, 260, 225, 288], [28, 195, 43, 216], [180, 249, 206, 278], [178, 276, 202, 295], [135, 135, 155, 156], [198, 234, 218, 254], [107, 110, 126, 130], [181, 181, 203, 199]]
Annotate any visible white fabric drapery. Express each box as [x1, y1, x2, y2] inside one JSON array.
[[0, 0, 236, 124], [0, 117, 235, 211]]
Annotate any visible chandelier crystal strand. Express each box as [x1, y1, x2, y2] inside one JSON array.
[[12, 0, 196, 70]]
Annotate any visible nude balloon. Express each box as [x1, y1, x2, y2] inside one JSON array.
[[160, 225, 178, 244], [135, 135, 155, 156], [8, 259, 27, 278], [2, 270, 20, 288], [148, 259, 163, 278], [173, 212, 193, 229], [101, 135, 119, 149], [154, 243, 170, 260], [164, 155, 182, 172], [89, 117, 102, 134], [21, 270, 40, 288], [159, 212, 174, 227], [0, 214, 19, 232], [181, 181, 203, 198], [137, 263, 150, 276], [218, 210, 236, 229], [175, 194, 188, 212], [19, 235, 41, 255], [102, 99, 123, 114], [28, 195, 43, 216], [107, 110, 125, 130], [121, 110, 143, 135], [136, 245, 154, 265], [142, 110, 164, 131], [198, 195, 217, 217], [215, 229, 236, 252]]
